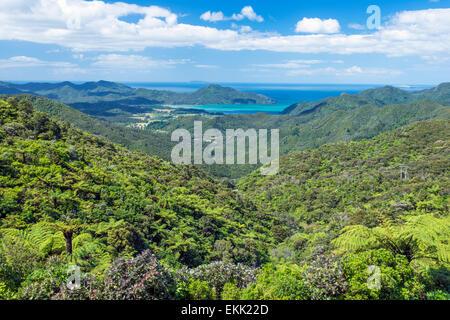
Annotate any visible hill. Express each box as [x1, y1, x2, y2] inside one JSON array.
[[1, 98, 448, 299], [413, 83, 450, 106], [283, 83, 450, 116], [0, 81, 276, 106], [3, 83, 449, 180], [0, 94, 174, 160], [238, 119, 449, 264], [0, 97, 278, 274], [147, 99, 449, 178]]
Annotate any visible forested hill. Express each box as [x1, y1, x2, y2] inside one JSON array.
[[238, 119, 449, 278], [239, 119, 449, 225], [0, 97, 449, 300], [282, 82, 450, 116], [149, 98, 449, 178], [0, 94, 174, 160], [0, 81, 276, 105], [0, 97, 277, 270], [2, 89, 449, 180]]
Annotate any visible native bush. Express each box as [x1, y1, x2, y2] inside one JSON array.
[[239, 264, 311, 300], [101, 250, 176, 300], [176, 261, 257, 298], [303, 254, 347, 300], [342, 249, 425, 300]]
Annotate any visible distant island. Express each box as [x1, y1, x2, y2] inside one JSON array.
[[0, 81, 277, 106]]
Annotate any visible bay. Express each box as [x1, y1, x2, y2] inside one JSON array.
[[125, 82, 434, 114]]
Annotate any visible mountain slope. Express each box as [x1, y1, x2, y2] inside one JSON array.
[[0, 81, 276, 105], [237, 119, 449, 265], [1, 98, 448, 300], [283, 83, 450, 116], [413, 83, 450, 106], [146, 98, 449, 178], [0, 94, 174, 160], [0, 97, 278, 270], [239, 119, 449, 224]]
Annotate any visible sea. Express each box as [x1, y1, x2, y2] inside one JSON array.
[[126, 82, 434, 115]]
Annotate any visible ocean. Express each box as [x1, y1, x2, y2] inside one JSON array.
[[127, 82, 433, 115]]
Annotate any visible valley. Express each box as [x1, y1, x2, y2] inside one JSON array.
[[0, 81, 449, 301]]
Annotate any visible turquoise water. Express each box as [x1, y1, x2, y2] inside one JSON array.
[[127, 82, 433, 114], [173, 103, 290, 114]]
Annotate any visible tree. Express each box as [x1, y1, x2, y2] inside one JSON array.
[[333, 214, 450, 265]]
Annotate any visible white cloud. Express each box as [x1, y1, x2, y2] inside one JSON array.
[[253, 59, 331, 69], [286, 66, 402, 77], [209, 8, 450, 58], [0, 56, 76, 68], [231, 6, 264, 22], [0, 2, 449, 62], [295, 18, 340, 34], [92, 54, 189, 69], [200, 6, 263, 23], [0, 0, 237, 51], [348, 23, 365, 30], [239, 26, 253, 33], [195, 64, 219, 69], [231, 23, 253, 33], [344, 66, 363, 74], [200, 11, 225, 22], [248, 60, 402, 78]]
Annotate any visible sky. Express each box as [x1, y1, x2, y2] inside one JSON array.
[[0, 0, 449, 84]]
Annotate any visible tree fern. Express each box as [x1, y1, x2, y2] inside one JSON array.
[[333, 214, 450, 264]]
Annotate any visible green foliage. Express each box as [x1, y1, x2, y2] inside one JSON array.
[[342, 249, 424, 300], [333, 214, 450, 264], [0, 96, 449, 300], [175, 261, 257, 299], [19, 256, 68, 300], [0, 81, 275, 105], [0, 99, 277, 298], [303, 254, 347, 300], [426, 290, 450, 300], [239, 264, 310, 300], [176, 279, 217, 300], [54, 250, 176, 300]]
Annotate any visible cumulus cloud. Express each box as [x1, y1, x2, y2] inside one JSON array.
[[200, 6, 263, 23], [209, 9, 450, 58], [0, 56, 76, 68], [0, 1, 449, 61], [0, 0, 237, 51], [92, 54, 189, 69], [200, 11, 225, 22], [295, 18, 341, 34], [231, 6, 264, 22]]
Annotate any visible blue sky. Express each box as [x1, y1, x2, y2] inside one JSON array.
[[0, 0, 449, 84]]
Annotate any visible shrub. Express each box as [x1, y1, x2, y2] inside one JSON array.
[[176, 261, 257, 299], [101, 250, 175, 300], [426, 290, 450, 300], [240, 264, 310, 300], [303, 254, 347, 300], [342, 249, 425, 300], [176, 279, 216, 300], [53, 251, 176, 300], [19, 256, 68, 300]]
